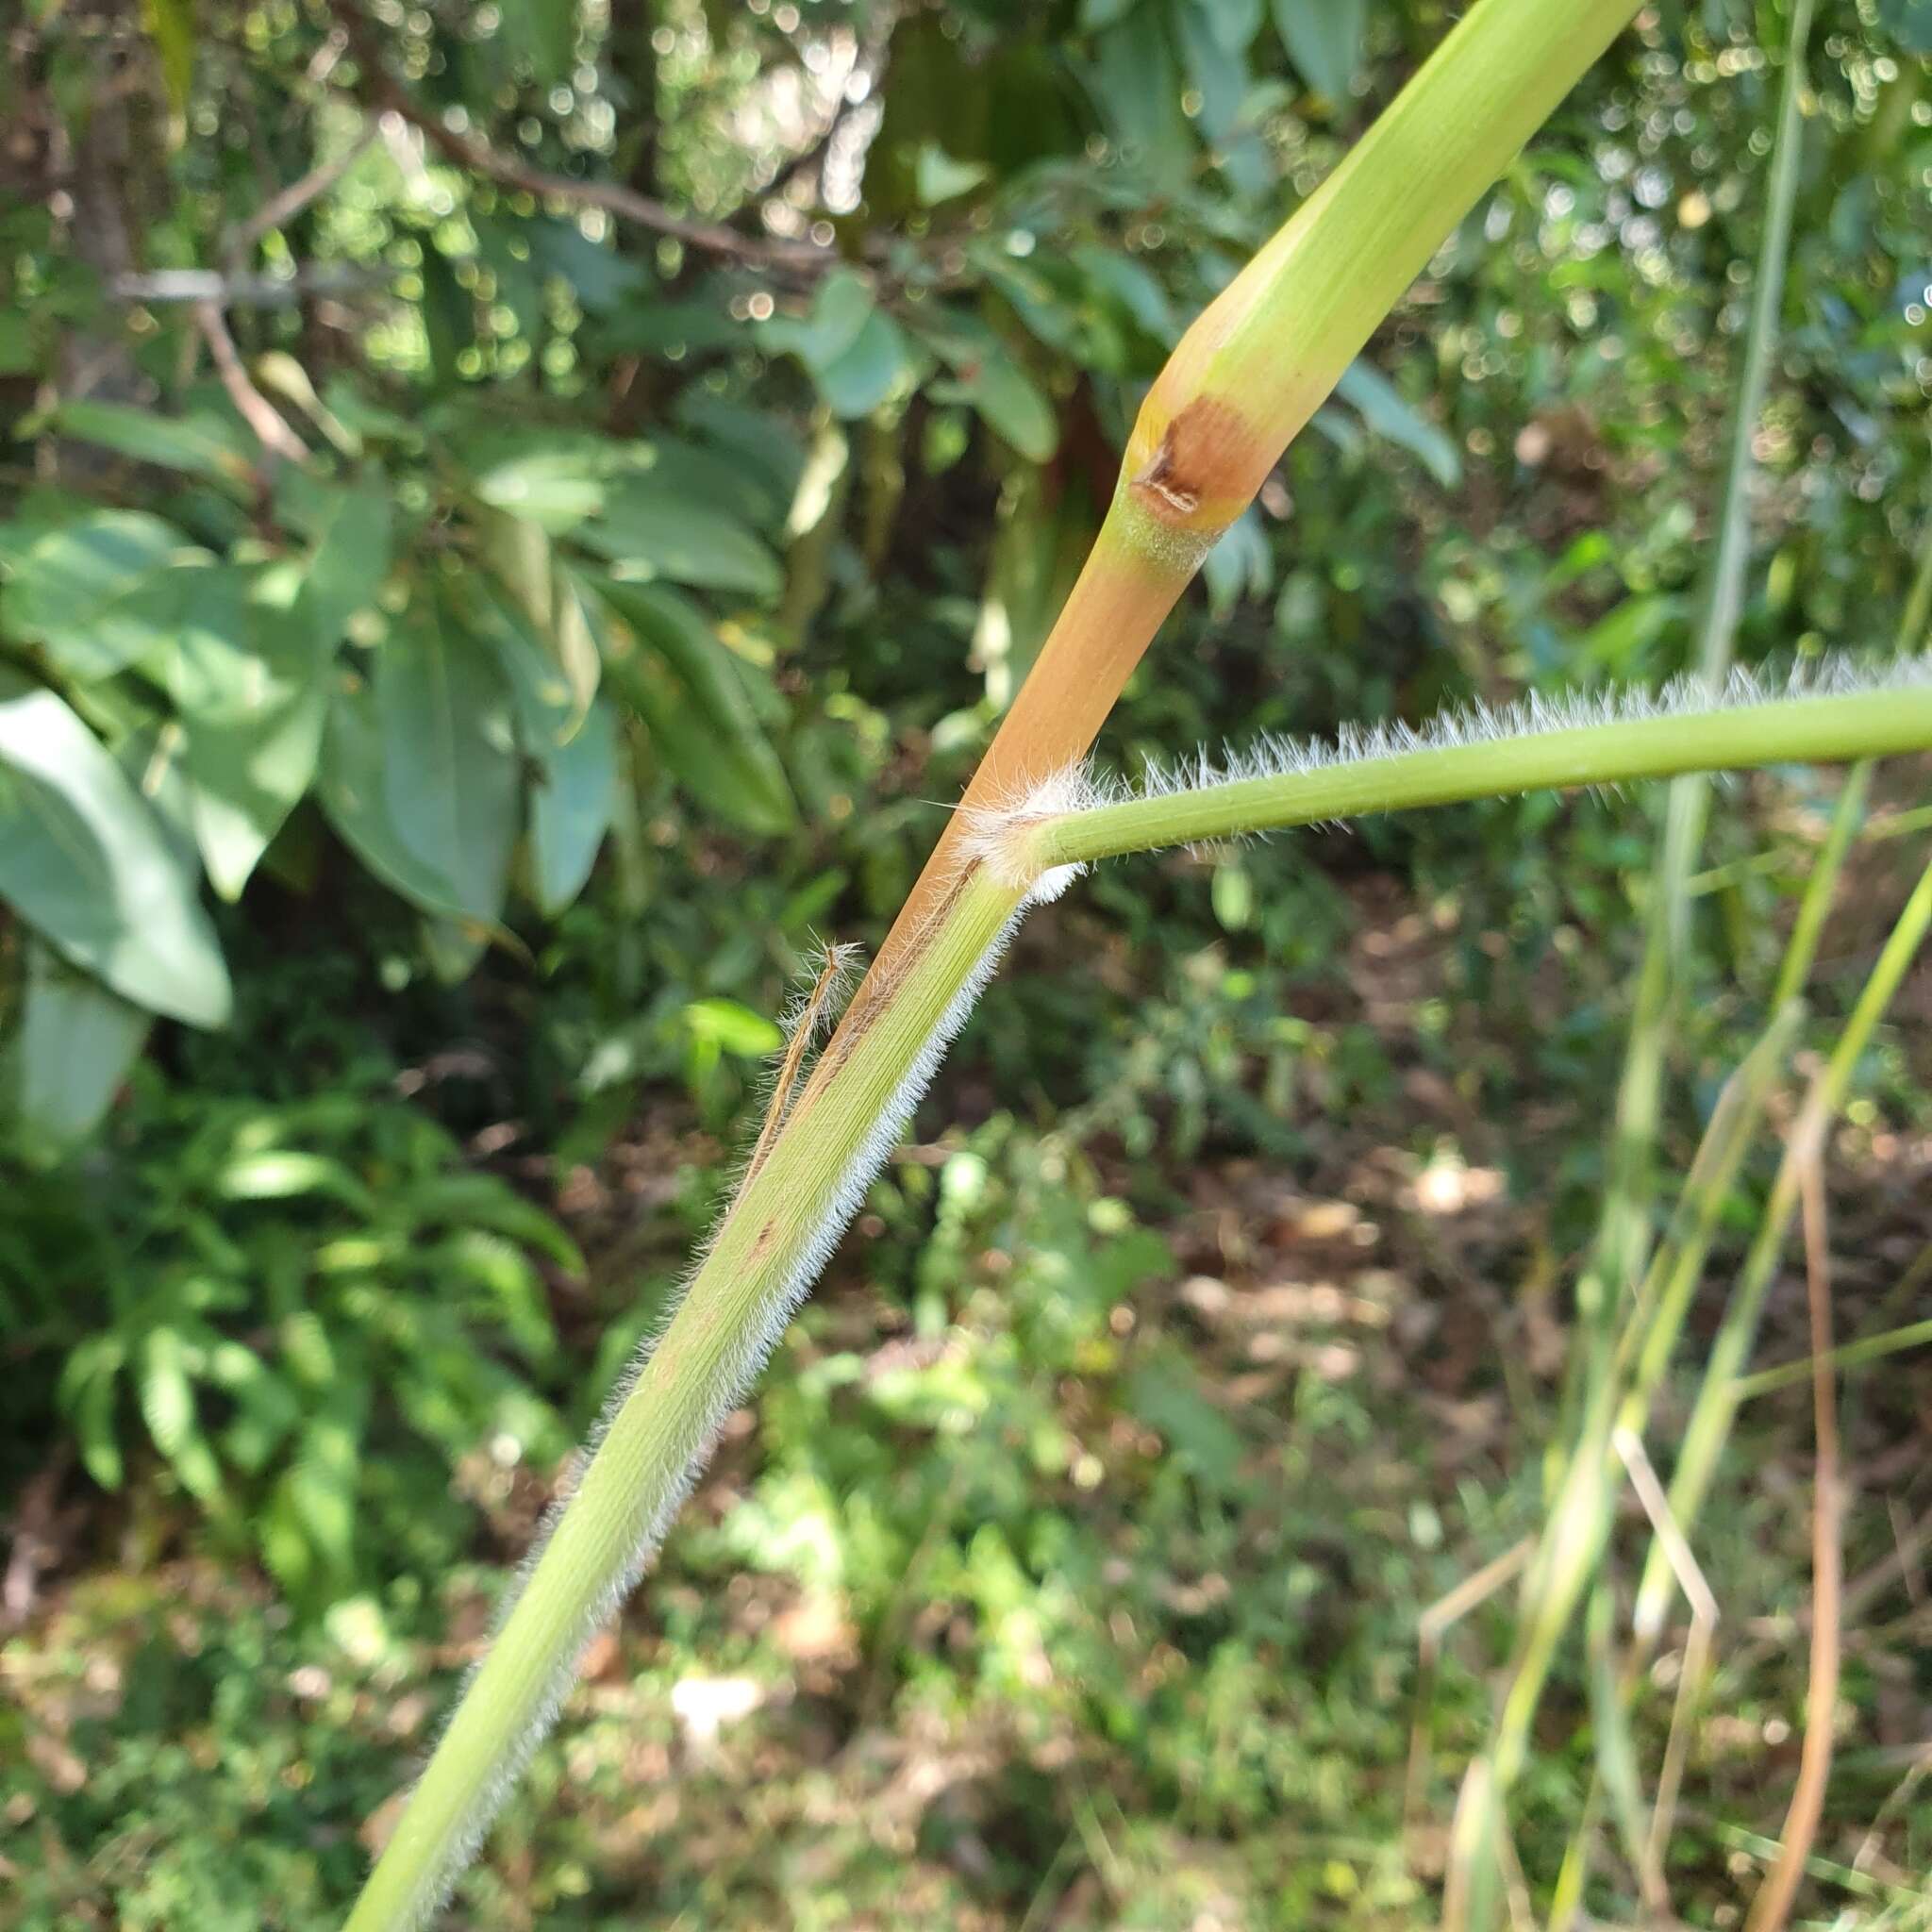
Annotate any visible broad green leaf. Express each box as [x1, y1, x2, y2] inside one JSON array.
[[0, 509, 206, 681], [812, 308, 919, 421], [166, 566, 328, 900], [578, 481, 784, 600], [928, 348, 1058, 463], [917, 310, 1059, 462], [8, 943, 150, 1158], [525, 218, 651, 313], [1202, 0, 1264, 50], [1091, 8, 1192, 174], [469, 575, 578, 753], [591, 578, 796, 835], [467, 527, 600, 746], [1174, 3, 1246, 138], [1272, 0, 1365, 100], [530, 695, 618, 915], [0, 668, 232, 1026], [376, 610, 521, 928], [299, 475, 393, 654], [474, 450, 608, 532], [317, 681, 475, 922], [1333, 360, 1461, 488], [762, 269, 877, 372], [49, 400, 253, 486]]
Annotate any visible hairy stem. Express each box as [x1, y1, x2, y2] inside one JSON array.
[[1013, 675, 1932, 874], [344, 873, 1022, 1932]]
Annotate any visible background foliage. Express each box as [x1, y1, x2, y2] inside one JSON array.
[[3, 0, 1931, 1925]]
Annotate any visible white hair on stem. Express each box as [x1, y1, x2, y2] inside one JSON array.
[[958, 653, 1932, 889], [389, 910, 1025, 1931]]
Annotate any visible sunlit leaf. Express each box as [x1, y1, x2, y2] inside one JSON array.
[[49, 399, 253, 486], [0, 509, 207, 681], [375, 608, 521, 929], [7, 943, 149, 1158], [578, 481, 784, 600], [0, 668, 231, 1025]]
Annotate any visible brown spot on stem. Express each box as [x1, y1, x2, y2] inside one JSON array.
[[1128, 397, 1256, 527]]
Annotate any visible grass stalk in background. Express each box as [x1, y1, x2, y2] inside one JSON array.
[[1575, 0, 1813, 1384]]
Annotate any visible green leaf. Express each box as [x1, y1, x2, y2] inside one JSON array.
[[1272, 0, 1365, 100], [7, 943, 150, 1158], [1124, 1359, 1245, 1490], [578, 481, 784, 600], [1091, 8, 1192, 174], [1174, 2, 1247, 139], [591, 578, 796, 835], [530, 694, 618, 915], [0, 509, 206, 681], [914, 143, 992, 206], [375, 608, 521, 928], [317, 681, 475, 922], [139, 1326, 197, 1458], [72, 1359, 125, 1491], [166, 566, 329, 899], [762, 269, 877, 372], [525, 218, 650, 314], [218, 1149, 377, 1212], [1202, 0, 1264, 50], [1333, 359, 1461, 488], [498, 0, 578, 86], [683, 997, 785, 1057], [466, 526, 600, 747], [298, 475, 393, 655], [928, 350, 1058, 463], [48, 400, 253, 487], [0, 669, 232, 1026], [474, 449, 608, 533], [139, 0, 196, 116], [1202, 509, 1274, 619], [919, 313, 1059, 462], [1877, 0, 1932, 53], [287, 1409, 360, 1577], [0, 311, 34, 375]]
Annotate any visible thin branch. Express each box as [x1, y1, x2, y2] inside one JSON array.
[[1403, 1539, 1533, 1846], [331, 2, 832, 273], [110, 264, 392, 306], [1613, 1426, 1717, 1917], [192, 300, 310, 466], [224, 124, 380, 263]]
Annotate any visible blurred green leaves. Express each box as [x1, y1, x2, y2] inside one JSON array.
[[28, 1077, 575, 1603], [0, 667, 232, 1026]]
